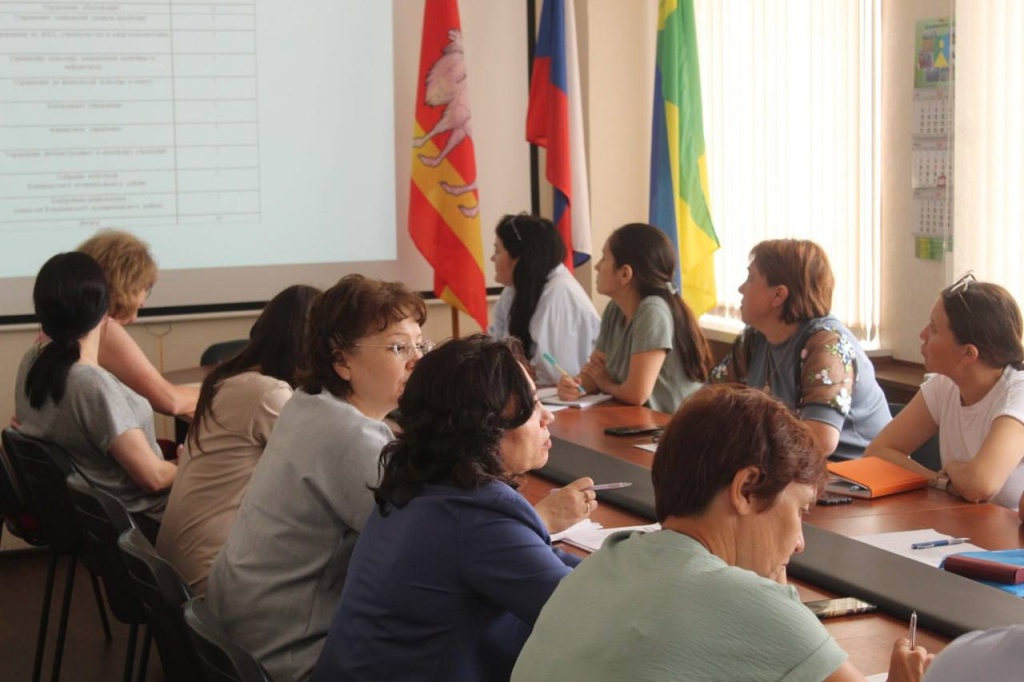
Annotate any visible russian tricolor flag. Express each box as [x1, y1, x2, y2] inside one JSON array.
[[526, 0, 591, 269]]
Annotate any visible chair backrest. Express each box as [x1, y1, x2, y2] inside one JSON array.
[[200, 339, 249, 367], [65, 472, 146, 624], [0, 438, 43, 543], [118, 527, 204, 681], [887, 402, 942, 471], [183, 597, 273, 682], [2, 427, 84, 554]]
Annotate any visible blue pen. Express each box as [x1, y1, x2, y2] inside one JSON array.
[[542, 353, 585, 394], [910, 537, 969, 550]]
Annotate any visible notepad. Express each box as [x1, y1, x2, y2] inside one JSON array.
[[557, 522, 661, 553], [826, 456, 930, 499], [540, 393, 613, 409]]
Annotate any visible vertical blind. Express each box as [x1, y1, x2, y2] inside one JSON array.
[[693, 0, 881, 343], [953, 1, 1024, 305]]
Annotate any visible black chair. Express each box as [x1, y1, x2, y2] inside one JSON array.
[[65, 473, 151, 682], [183, 597, 273, 682], [200, 339, 248, 367], [1, 439, 43, 546], [2, 428, 112, 682], [118, 527, 204, 681], [887, 402, 942, 471]]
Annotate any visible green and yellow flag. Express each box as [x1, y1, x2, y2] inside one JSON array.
[[649, 0, 718, 316]]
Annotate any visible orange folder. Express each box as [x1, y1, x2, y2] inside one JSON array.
[[826, 456, 930, 499]]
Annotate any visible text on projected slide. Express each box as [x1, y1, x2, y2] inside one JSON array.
[[1, 1, 261, 232]]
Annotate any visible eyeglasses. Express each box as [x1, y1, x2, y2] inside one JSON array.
[[353, 340, 434, 361], [948, 271, 976, 297], [506, 214, 523, 242]]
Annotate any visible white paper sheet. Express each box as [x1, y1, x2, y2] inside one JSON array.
[[852, 529, 986, 567]]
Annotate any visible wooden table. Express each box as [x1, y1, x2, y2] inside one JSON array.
[[522, 402, 1024, 675]]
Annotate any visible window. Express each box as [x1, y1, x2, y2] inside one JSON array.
[[694, 0, 881, 343], [952, 1, 1024, 305]]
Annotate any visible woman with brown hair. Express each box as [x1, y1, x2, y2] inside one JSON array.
[[77, 229, 199, 417], [711, 239, 890, 459], [513, 385, 931, 682], [557, 223, 712, 414], [205, 274, 430, 681], [867, 274, 1024, 509]]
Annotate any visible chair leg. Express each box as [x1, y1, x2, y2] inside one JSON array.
[[49, 554, 77, 682], [88, 570, 112, 640], [134, 626, 152, 682], [122, 624, 138, 682], [32, 552, 59, 682]]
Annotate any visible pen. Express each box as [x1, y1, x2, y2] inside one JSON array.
[[542, 353, 585, 394], [910, 537, 970, 550], [909, 610, 917, 649], [550, 482, 633, 493]]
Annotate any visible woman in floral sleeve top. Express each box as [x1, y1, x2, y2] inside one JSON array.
[[710, 240, 890, 459]]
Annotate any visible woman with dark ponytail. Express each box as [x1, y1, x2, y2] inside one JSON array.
[[15, 253, 176, 530], [557, 223, 712, 413], [867, 274, 1024, 510], [488, 214, 599, 385]]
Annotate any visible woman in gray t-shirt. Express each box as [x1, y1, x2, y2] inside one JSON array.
[[15, 253, 176, 526], [557, 223, 712, 414]]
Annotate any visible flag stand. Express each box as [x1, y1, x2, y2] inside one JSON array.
[[450, 306, 460, 339]]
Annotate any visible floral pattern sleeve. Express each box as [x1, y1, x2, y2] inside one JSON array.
[[798, 327, 857, 416], [710, 333, 749, 384]]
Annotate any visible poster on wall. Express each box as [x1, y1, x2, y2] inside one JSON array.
[[912, 18, 954, 260]]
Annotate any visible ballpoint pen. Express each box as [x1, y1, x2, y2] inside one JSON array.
[[909, 610, 917, 649], [550, 482, 633, 493], [910, 537, 970, 550], [542, 353, 585, 394]]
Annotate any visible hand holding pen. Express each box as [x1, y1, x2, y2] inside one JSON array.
[[544, 353, 586, 396]]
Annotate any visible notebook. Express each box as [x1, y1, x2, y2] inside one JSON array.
[[540, 393, 613, 408], [825, 456, 930, 499]]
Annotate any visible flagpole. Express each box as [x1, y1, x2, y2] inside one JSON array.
[[527, 0, 540, 215], [450, 306, 460, 339]]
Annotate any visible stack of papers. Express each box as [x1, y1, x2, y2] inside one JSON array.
[[550, 519, 661, 553]]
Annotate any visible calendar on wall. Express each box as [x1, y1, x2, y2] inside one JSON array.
[[911, 18, 954, 261]]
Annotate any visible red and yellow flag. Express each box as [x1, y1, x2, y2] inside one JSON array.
[[409, 0, 487, 329]]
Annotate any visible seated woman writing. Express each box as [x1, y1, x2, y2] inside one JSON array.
[[77, 229, 199, 417], [558, 223, 712, 414], [312, 335, 581, 682], [156, 284, 320, 595], [866, 274, 1024, 510], [711, 239, 890, 459], [488, 213, 600, 386], [15, 253, 176, 537], [512, 384, 931, 682]]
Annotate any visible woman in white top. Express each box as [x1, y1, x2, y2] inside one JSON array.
[[867, 273, 1024, 509], [488, 214, 599, 386], [78, 229, 199, 418], [156, 284, 320, 595]]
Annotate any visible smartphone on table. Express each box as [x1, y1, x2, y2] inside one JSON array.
[[804, 597, 877, 619], [604, 424, 664, 437]]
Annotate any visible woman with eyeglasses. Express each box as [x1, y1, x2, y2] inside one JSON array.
[[710, 239, 890, 459], [77, 229, 200, 418], [557, 223, 712, 414], [156, 284, 320, 596], [867, 274, 1024, 510], [206, 274, 431, 682], [489, 214, 600, 386], [312, 335, 580, 682]]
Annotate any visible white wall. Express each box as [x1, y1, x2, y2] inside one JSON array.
[[0, 0, 972, 548]]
